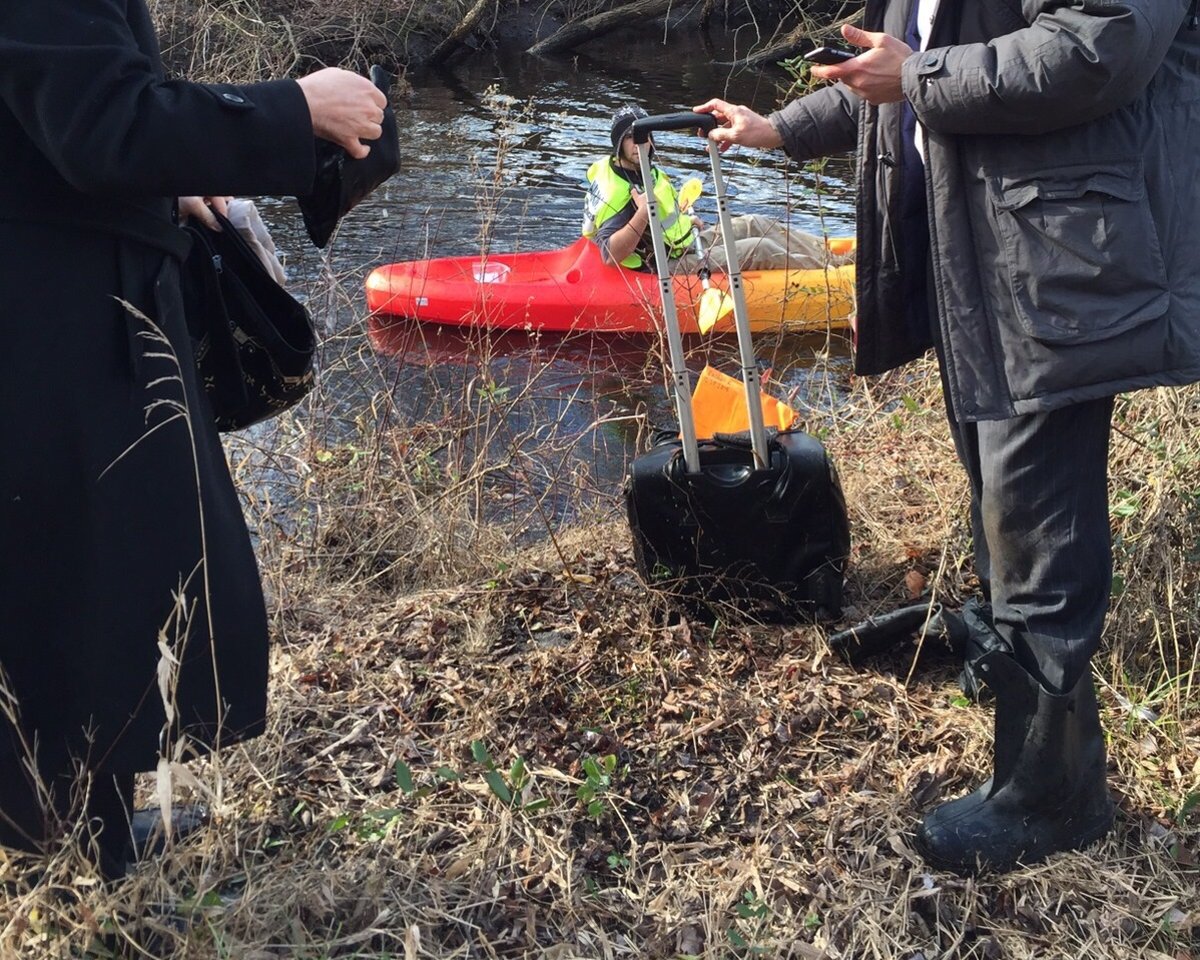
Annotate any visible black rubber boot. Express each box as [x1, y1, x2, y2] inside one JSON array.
[[129, 804, 210, 863], [914, 650, 1114, 874]]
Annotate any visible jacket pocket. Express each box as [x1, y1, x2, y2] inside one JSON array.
[[989, 161, 1169, 344]]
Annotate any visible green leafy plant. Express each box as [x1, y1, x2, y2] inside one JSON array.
[[727, 926, 769, 955], [1175, 790, 1200, 825], [394, 759, 416, 794], [1110, 489, 1142, 518], [650, 561, 674, 582], [394, 759, 443, 799], [356, 808, 402, 841], [735, 890, 769, 922], [728, 890, 772, 955], [471, 740, 549, 812], [325, 808, 402, 841], [484, 561, 509, 590], [577, 753, 618, 820]]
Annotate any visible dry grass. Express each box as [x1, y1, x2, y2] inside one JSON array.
[[146, 0, 427, 80], [2, 324, 1196, 957]]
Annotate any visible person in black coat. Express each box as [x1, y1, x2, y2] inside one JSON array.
[[0, 1, 387, 878]]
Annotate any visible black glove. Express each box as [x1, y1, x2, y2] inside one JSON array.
[[827, 597, 1011, 704]]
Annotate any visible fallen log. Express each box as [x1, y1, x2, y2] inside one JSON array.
[[712, 7, 862, 71], [527, 0, 675, 56], [428, 0, 498, 67], [712, 22, 808, 70]]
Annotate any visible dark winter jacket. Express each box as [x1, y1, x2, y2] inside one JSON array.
[[0, 0, 315, 816], [770, 0, 1200, 421]]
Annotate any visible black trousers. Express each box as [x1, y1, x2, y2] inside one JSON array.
[[932, 320, 1114, 693]]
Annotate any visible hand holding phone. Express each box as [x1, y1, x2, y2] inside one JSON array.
[[803, 46, 856, 66]]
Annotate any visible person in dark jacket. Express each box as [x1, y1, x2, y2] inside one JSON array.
[[696, 1, 1200, 873], [0, 0, 386, 879]]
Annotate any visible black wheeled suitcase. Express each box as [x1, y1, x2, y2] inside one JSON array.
[[622, 113, 850, 622], [626, 430, 849, 620]]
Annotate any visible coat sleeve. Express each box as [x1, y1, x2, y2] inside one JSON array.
[[768, 84, 860, 163], [0, 0, 315, 198], [903, 1, 1187, 136]]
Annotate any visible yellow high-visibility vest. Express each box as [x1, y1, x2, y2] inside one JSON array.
[[582, 158, 693, 269]]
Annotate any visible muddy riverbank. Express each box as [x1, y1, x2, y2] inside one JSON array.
[[151, 0, 864, 81]]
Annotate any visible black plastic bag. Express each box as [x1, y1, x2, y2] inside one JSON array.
[[297, 65, 401, 249]]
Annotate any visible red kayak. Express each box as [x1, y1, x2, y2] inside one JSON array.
[[365, 236, 855, 334]]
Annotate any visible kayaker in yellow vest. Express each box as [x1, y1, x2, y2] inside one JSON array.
[[583, 104, 846, 274], [582, 105, 695, 270]]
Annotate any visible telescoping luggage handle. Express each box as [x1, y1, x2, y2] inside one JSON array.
[[631, 112, 770, 475]]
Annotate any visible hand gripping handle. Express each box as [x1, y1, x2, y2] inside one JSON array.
[[631, 112, 718, 143]]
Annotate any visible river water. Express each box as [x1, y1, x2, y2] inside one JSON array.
[[251, 28, 857, 530]]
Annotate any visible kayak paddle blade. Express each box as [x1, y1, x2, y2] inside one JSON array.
[[678, 177, 703, 212], [697, 287, 733, 334]]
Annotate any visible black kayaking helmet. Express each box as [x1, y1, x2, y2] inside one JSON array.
[[610, 104, 651, 155]]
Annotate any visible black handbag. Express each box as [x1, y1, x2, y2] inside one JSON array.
[[180, 210, 316, 431]]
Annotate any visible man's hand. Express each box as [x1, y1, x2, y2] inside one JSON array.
[[692, 98, 783, 152], [630, 186, 649, 220], [296, 68, 388, 159], [810, 24, 912, 105]]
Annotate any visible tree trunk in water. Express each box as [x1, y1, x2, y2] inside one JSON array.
[[714, 21, 807, 69], [528, 0, 675, 56], [713, 6, 862, 70], [428, 0, 497, 67]]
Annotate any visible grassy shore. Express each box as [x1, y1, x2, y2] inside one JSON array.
[[2, 324, 1196, 956], [145, 0, 857, 79]]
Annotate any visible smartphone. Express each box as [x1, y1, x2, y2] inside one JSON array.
[[803, 46, 856, 66]]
